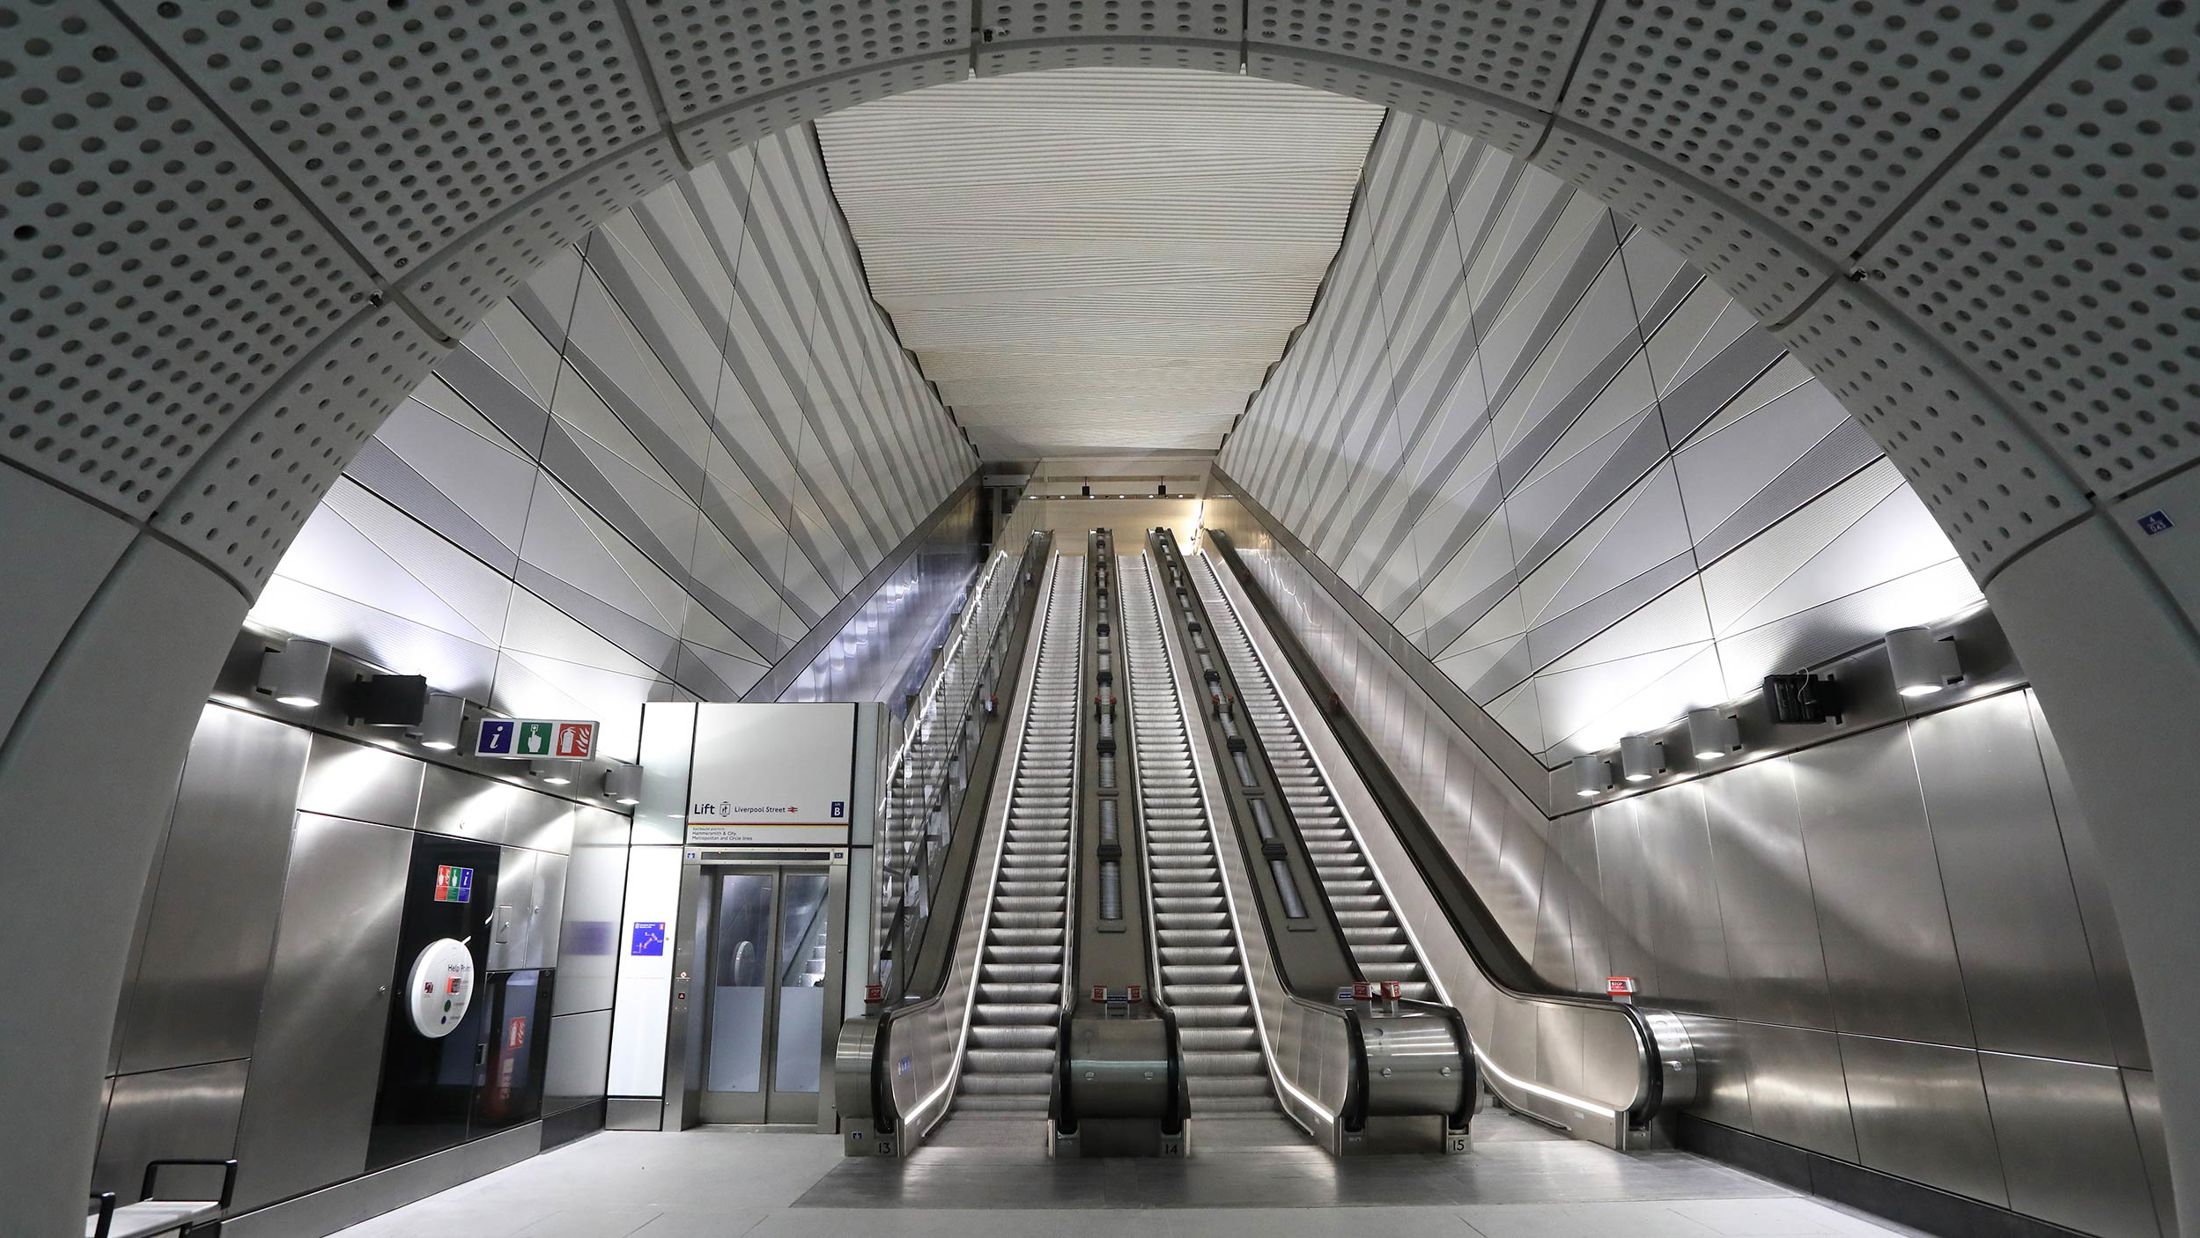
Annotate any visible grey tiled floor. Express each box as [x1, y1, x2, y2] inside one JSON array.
[[331, 1114, 1924, 1238]]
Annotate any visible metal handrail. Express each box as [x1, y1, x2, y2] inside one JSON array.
[[1198, 530, 1695, 1140], [873, 544, 1034, 998]]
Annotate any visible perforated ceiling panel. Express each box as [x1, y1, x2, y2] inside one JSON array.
[[118, 0, 663, 282], [1786, 286, 2088, 576], [398, 141, 682, 337], [0, 2, 377, 518], [1537, 125, 1842, 323], [1563, 0, 2094, 260], [153, 305, 444, 590], [640, 0, 971, 160], [1861, 1, 2200, 499], [978, 0, 1241, 74]]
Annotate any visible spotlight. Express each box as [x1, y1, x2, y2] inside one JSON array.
[[412, 692, 467, 751], [1572, 753, 1615, 798], [603, 762, 643, 806], [1887, 626, 1962, 698], [257, 638, 332, 708], [1686, 708, 1741, 761], [1620, 734, 1666, 783], [530, 761, 573, 787]]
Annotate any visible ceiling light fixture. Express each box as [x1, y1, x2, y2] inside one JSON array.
[[1886, 626, 1963, 698], [1686, 708, 1741, 761], [1620, 734, 1666, 783], [1572, 753, 1614, 798], [257, 638, 332, 709], [412, 692, 468, 751]]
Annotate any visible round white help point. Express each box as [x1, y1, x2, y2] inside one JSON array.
[[406, 938, 476, 1038]]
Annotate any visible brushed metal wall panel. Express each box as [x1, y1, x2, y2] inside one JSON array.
[[1634, 784, 1730, 1015], [1736, 1021, 1856, 1160], [544, 1009, 613, 1113], [118, 708, 309, 1074], [2124, 1069, 2175, 1238], [1838, 1034, 2005, 1207], [1488, 795, 1548, 961], [1978, 1052, 2159, 1238], [1676, 1013, 1753, 1132], [485, 847, 534, 973], [1911, 696, 2116, 1064], [507, 791, 575, 855], [1701, 758, 1834, 1030], [91, 1058, 248, 1203], [530, 853, 570, 971], [553, 809, 631, 1016], [296, 734, 423, 828], [233, 813, 411, 1210], [1789, 730, 1972, 1045], [1590, 801, 1658, 995], [1550, 813, 1611, 993], [2029, 694, 2151, 1070], [417, 762, 519, 843]]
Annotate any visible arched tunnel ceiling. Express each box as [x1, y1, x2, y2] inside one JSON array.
[[815, 69, 1383, 459]]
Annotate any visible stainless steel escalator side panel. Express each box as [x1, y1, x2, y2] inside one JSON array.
[[1118, 550, 1280, 1124], [1054, 530, 1190, 1159], [1146, 545, 1350, 1151], [835, 536, 1058, 1156], [1154, 528, 1472, 1153], [1193, 537, 1685, 1148]]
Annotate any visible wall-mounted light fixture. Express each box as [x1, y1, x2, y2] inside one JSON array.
[[1687, 708, 1741, 761], [603, 762, 642, 806], [1886, 626, 1963, 697], [529, 761, 572, 787], [256, 638, 332, 708], [1572, 753, 1614, 798], [412, 692, 468, 751], [1620, 734, 1666, 782]]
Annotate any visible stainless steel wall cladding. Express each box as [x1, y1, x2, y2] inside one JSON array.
[[233, 813, 412, 1210], [115, 707, 310, 1076], [1198, 496, 2166, 1235], [92, 1059, 250, 1204], [103, 708, 629, 1222]]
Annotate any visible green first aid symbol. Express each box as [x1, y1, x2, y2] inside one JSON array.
[[518, 721, 554, 755]]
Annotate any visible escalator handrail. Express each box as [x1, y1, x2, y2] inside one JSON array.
[[865, 531, 1054, 1134], [1142, 529, 1369, 1135], [1202, 529, 1673, 1124]]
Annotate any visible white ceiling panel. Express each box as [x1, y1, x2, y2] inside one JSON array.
[[817, 68, 1383, 459]]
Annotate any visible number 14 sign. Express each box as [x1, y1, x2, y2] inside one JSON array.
[[476, 718, 598, 760]]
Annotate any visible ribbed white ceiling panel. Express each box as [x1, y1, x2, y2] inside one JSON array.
[[816, 69, 1383, 459]]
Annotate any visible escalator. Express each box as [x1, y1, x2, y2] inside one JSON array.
[[836, 533, 1185, 1158], [1194, 528, 1700, 1148], [952, 551, 1083, 1115], [1117, 550, 1276, 1118], [1144, 527, 1473, 1154], [1195, 575, 1434, 1003]]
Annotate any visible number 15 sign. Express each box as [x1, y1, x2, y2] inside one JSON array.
[[476, 718, 597, 760]]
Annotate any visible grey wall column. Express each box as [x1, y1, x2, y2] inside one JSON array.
[[0, 472, 248, 1234], [1990, 512, 2200, 1232]]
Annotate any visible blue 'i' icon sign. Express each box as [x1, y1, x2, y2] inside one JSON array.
[[478, 719, 516, 755]]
